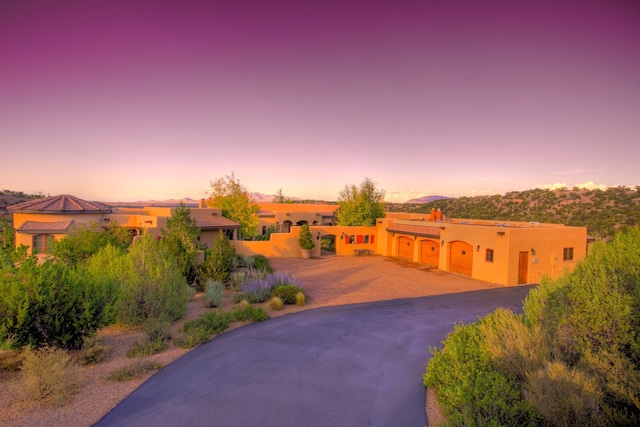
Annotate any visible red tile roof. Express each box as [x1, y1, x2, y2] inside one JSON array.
[[7, 194, 112, 213], [17, 220, 73, 234], [386, 224, 441, 238], [195, 217, 240, 230]]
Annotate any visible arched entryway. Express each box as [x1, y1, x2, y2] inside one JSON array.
[[397, 236, 414, 260], [321, 234, 336, 256], [420, 239, 439, 266], [281, 221, 292, 233], [449, 241, 473, 276]]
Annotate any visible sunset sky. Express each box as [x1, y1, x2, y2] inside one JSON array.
[[1, 0, 639, 202]]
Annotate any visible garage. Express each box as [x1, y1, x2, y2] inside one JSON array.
[[449, 241, 473, 276], [397, 236, 414, 260], [420, 239, 440, 265]]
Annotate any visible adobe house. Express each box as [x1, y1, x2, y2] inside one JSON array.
[[8, 194, 240, 257], [9, 194, 589, 286]]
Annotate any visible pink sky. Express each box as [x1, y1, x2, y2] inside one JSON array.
[[1, 0, 639, 202]]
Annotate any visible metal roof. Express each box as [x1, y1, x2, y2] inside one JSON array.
[[17, 220, 73, 234], [7, 194, 112, 214], [195, 216, 240, 230]]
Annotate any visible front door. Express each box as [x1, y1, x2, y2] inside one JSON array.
[[518, 251, 529, 284]]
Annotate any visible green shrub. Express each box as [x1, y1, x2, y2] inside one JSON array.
[[108, 360, 163, 381], [0, 257, 114, 349], [423, 322, 540, 426], [79, 336, 110, 365], [20, 346, 79, 406], [198, 232, 235, 284], [252, 255, 273, 273], [203, 280, 224, 308], [271, 285, 304, 304], [296, 291, 306, 306], [233, 292, 249, 303], [231, 305, 269, 322], [143, 318, 172, 343], [180, 311, 232, 348], [229, 271, 248, 290], [116, 233, 191, 325], [127, 339, 168, 357], [269, 296, 283, 311]]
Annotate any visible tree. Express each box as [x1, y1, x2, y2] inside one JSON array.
[[207, 173, 259, 239], [52, 221, 130, 267], [274, 188, 292, 203], [199, 232, 236, 284], [336, 178, 386, 226], [161, 202, 200, 284]]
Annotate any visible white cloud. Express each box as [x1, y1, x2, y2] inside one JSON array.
[[552, 169, 605, 175], [538, 182, 568, 190], [469, 189, 495, 196], [575, 181, 608, 191]]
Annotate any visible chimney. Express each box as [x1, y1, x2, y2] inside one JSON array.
[[199, 198, 206, 208]]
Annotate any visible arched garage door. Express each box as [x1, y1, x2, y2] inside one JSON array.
[[449, 241, 473, 276], [397, 236, 414, 260], [420, 240, 439, 266]]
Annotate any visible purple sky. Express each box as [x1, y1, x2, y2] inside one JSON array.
[[1, 0, 639, 202]]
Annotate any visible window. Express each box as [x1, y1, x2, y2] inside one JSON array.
[[33, 234, 55, 254], [563, 247, 574, 261], [349, 235, 355, 244], [364, 235, 370, 244], [262, 226, 267, 235], [485, 248, 494, 262], [356, 235, 364, 244]]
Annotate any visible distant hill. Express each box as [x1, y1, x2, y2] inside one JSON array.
[[0, 190, 45, 222], [404, 195, 449, 204], [389, 186, 640, 240]]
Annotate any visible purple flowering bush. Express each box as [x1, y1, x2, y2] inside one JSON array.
[[240, 272, 301, 303]]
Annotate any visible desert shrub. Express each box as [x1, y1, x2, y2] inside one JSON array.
[[108, 360, 163, 381], [524, 361, 603, 426], [237, 299, 250, 309], [79, 336, 110, 365], [231, 305, 269, 322], [478, 308, 549, 383], [127, 339, 168, 358], [198, 232, 235, 284], [265, 272, 301, 289], [242, 255, 255, 268], [116, 233, 191, 325], [180, 311, 232, 348], [233, 292, 250, 303], [0, 350, 24, 371], [271, 285, 304, 305], [144, 318, 172, 342], [241, 279, 273, 303], [269, 296, 283, 311], [296, 291, 306, 306], [252, 254, 273, 273], [203, 280, 224, 308], [51, 221, 130, 267], [424, 322, 540, 426], [20, 346, 79, 406], [0, 257, 114, 349], [229, 270, 248, 290]]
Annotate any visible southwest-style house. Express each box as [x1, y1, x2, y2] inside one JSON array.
[[8, 194, 589, 287]]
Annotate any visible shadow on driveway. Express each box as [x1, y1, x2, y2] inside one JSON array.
[[96, 285, 535, 427]]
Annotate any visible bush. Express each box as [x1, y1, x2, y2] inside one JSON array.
[[296, 292, 306, 306], [127, 339, 168, 358], [127, 319, 172, 357], [0, 257, 114, 349], [269, 296, 283, 311], [180, 311, 232, 348], [116, 233, 191, 325], [108, 360, 163, 381], [252, 255, 273, 273], [298, 224, 314, 250], [79, 336, 110, 365], [198, 232, 235, 284], [203, 280, 224, 308], [0, 350, 24, 371], [231, 305, 269, 322], [240, 279, 273, 303], [20, 346, 79, 406], [271, 285, 304, 304]]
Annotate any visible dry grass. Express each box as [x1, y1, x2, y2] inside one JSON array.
[[19, 346, 80, 407]]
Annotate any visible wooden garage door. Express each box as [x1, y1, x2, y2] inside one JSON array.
[[397, 236, 414, 260], [449, 241, 473, 276], [420, 240, 440, 266]]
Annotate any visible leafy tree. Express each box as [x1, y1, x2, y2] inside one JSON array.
[[207, 172, 259, 239], [161, 202, 200, 284], [199, 232, 236, 284], [116, 233, 191, 325], [274, 188, 292, 203], [52, 221, 130, 267], [336, 177, 386, 226]]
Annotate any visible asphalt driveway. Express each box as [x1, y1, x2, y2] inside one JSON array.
[[95, 285, 534, 427]]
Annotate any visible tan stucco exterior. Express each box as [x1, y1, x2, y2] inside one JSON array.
[[9, 196, 588, 286]]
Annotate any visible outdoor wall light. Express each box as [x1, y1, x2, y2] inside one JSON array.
[[496, 231, 505, 236], [531, 248, 536, 255], [441, 240, 445, 246], [316, 232, 320, 240], [477, 245, 480, 252]]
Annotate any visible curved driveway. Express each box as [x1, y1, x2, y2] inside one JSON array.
[[96, 285, 534, 427]]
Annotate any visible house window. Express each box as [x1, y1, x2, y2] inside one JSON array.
[[349, 235, 355, 244], [262, 226, 267, 235], [33, 234, 55, 254], [485, 248, 494, 262], [563, 247, 574, 261], [364, 235, 370, 244]]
